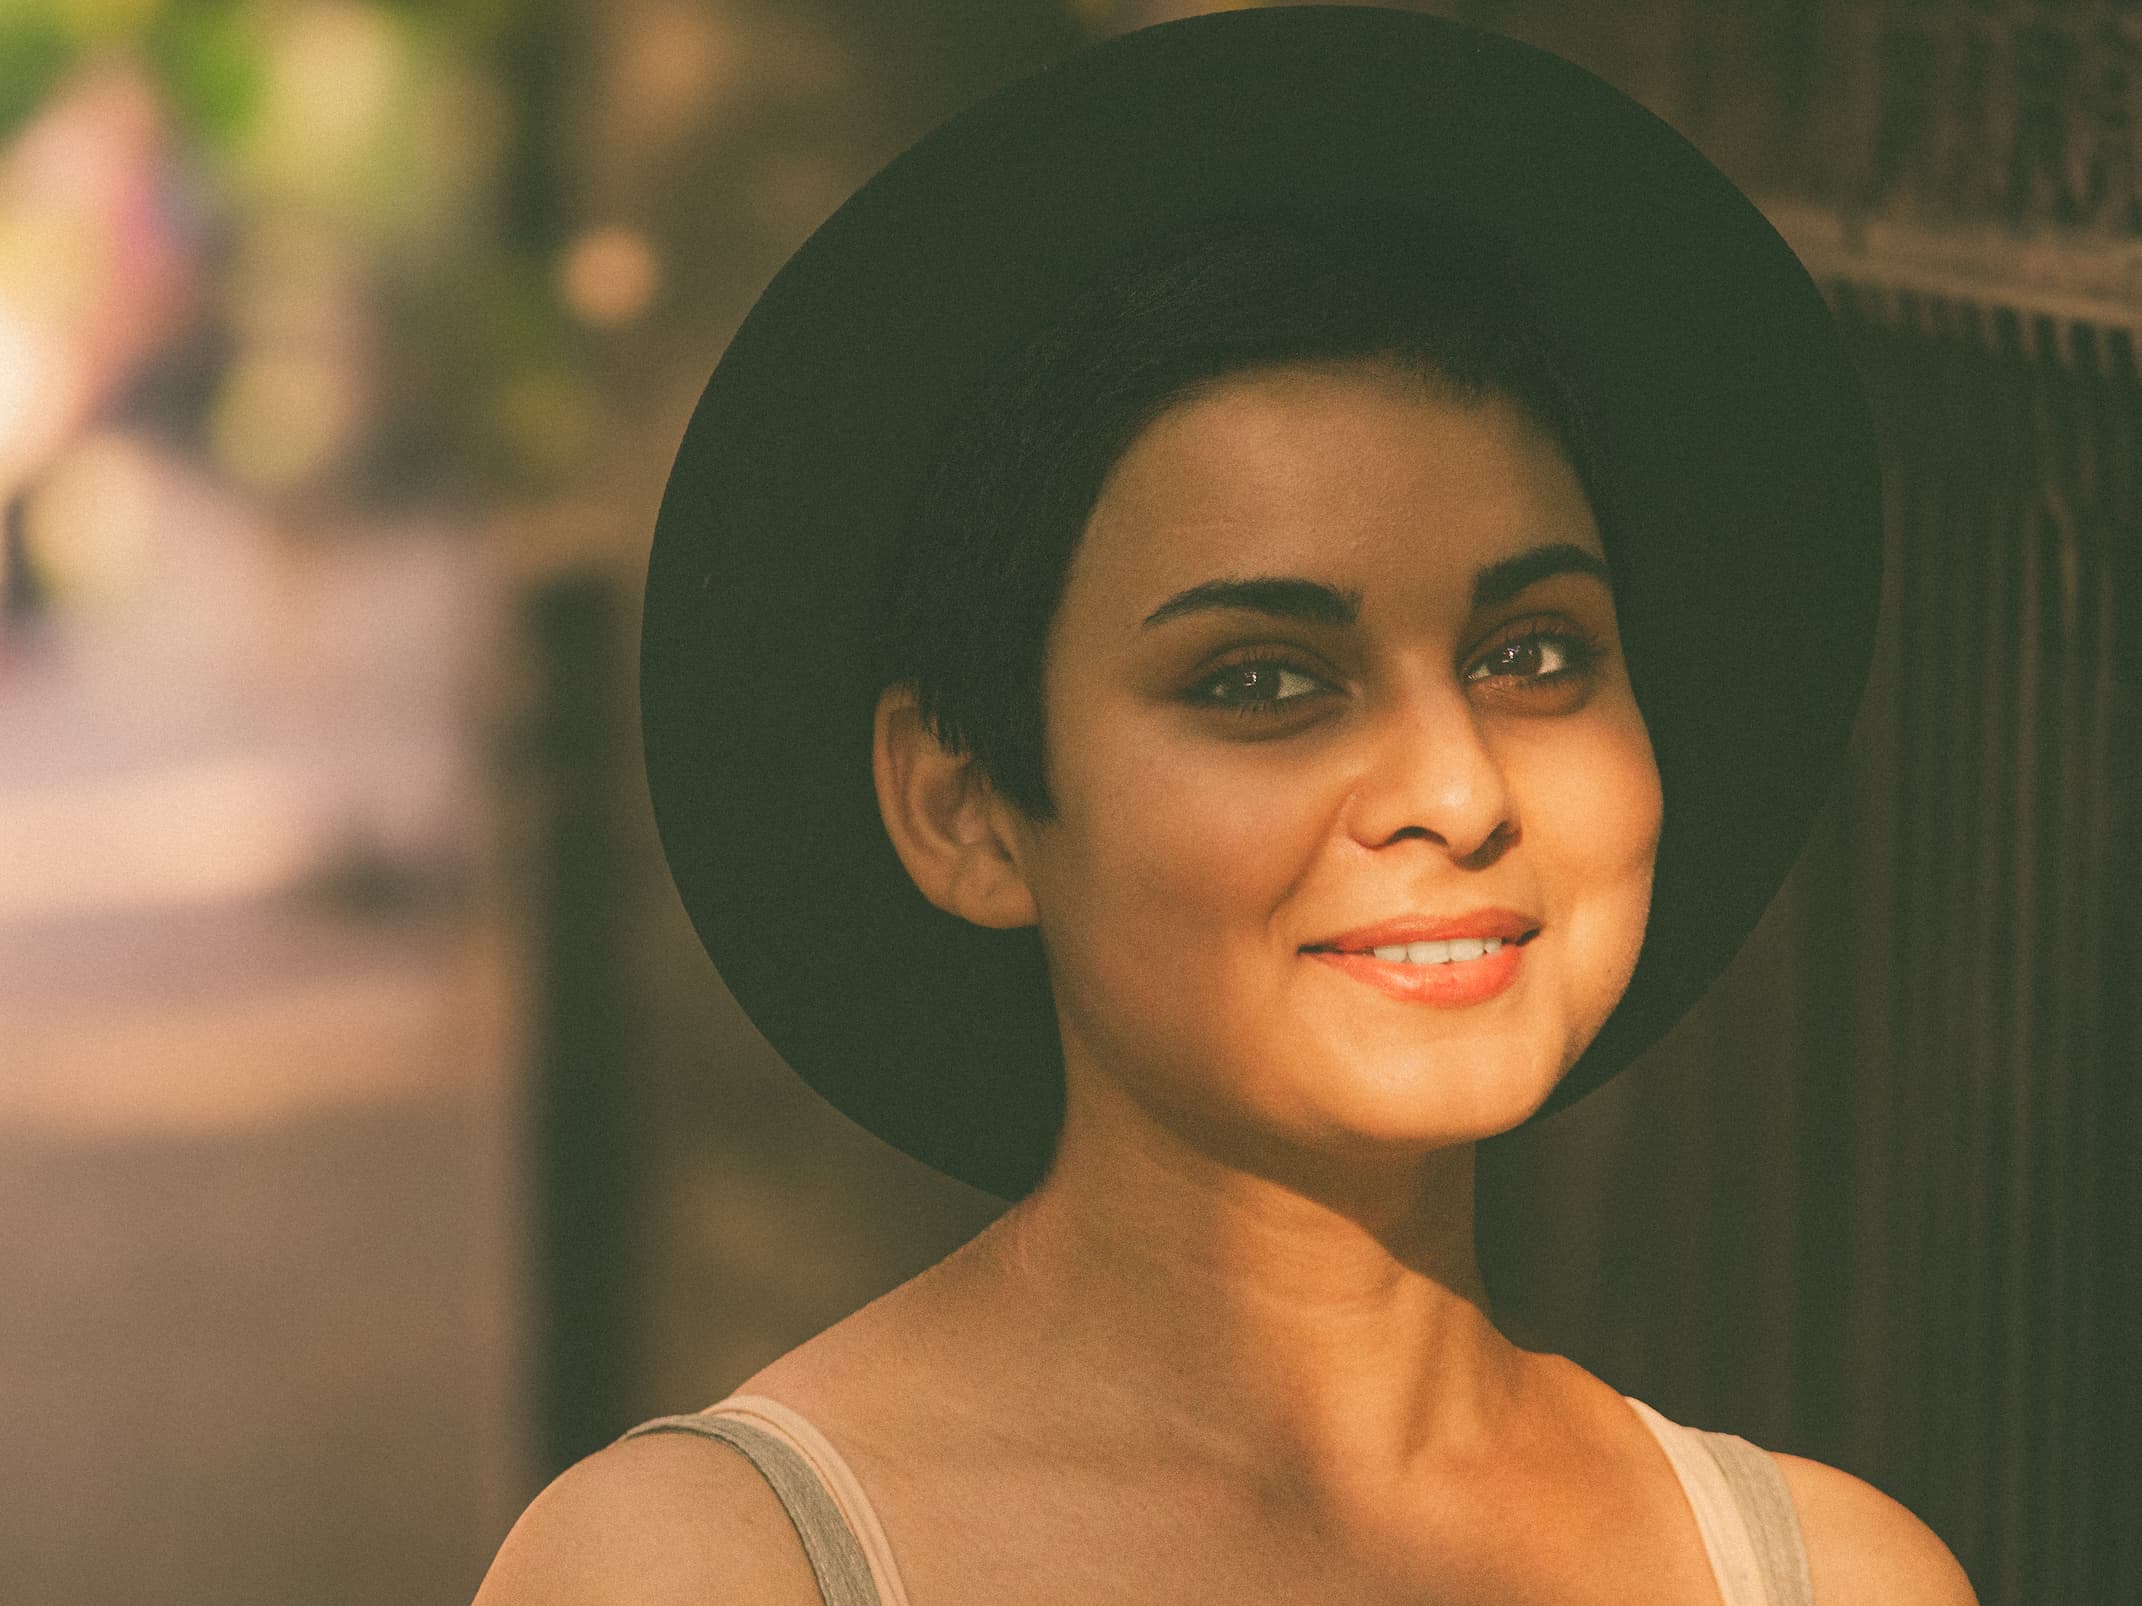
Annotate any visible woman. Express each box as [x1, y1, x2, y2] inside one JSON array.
[[479, 10, 1976, 1604]]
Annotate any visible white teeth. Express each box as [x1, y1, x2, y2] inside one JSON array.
[[1361, 936, 1505, 965]]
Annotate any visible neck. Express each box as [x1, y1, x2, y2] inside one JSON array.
[[937, 1066, 1535, 1519]]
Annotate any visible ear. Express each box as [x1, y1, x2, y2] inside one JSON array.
[[872, 684, 1039, 930]]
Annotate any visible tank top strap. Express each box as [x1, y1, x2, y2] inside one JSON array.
[[1623, 1396, 1816, 1606], [617, 1393, 911, 1606]]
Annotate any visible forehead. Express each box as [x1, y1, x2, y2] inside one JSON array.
[[1070, 359, 1602, 624]]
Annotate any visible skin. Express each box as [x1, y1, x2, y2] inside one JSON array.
[[899, 357, 1662, 1497], [476, 359, 1978, 1604]]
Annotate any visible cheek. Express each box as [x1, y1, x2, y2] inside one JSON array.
[[1028, 710, 1331, 1023], [1558, 723, 1663, 876], [1516, 705, 1663, 993]]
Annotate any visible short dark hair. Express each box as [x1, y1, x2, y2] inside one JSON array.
[[880, 212, 1613, 819]]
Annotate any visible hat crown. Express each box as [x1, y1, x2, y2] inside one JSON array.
[[643, 7, 1882, 1200]]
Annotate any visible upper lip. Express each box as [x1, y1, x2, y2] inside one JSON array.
[[1303, 908, 1541, 951]]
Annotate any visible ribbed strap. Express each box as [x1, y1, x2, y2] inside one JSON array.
[[618, 1398, 891, 1606], [1700, 1431, 1816, 1606], [1624, 1396, 1815, 1606]]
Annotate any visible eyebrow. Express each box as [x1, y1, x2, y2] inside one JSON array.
[[1139, 541, 1613, 630]]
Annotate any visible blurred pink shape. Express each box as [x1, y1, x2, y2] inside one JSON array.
[[0, 62, 198, 497]]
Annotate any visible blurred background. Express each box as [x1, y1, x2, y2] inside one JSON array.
[[0, 1, 2133, 1602]]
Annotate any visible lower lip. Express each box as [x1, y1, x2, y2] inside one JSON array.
[[1304, 939, 1528, 1006]]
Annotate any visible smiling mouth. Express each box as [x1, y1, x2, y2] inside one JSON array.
[[1303, 929, 1540, 966]]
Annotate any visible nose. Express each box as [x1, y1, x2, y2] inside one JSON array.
[[1343, 676, 1516, 865]]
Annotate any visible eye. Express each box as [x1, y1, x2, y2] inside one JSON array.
[[1464, 619, 1604, 686], [1188, 656, 1333, 714]]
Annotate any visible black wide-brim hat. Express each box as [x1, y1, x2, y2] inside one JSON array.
[[642, 6, 1883, 1202]]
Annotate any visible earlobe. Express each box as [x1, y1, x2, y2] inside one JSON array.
[[872, 685, 1039, 930]]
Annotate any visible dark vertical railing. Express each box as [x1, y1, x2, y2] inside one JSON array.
[[2, 491, 43, 633], [1848, 297, 2136, 1602], [519, 571, 636, 1475], [1796, 294, 2137, 1604]]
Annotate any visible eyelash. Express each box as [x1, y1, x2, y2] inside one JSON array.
[[1462, 618, 1607, 688], [1187, 619, 1605, 717]]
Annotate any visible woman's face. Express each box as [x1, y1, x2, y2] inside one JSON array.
[[1005, 357, 1662, 1178]]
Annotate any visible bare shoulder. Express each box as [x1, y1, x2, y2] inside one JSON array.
[[1772, 1452, 1979, 1606], [470, 1275, 936, 1606], [472, 1429, 823, 1606]]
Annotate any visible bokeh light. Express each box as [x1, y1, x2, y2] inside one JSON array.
[[558, 224, 661, 327]]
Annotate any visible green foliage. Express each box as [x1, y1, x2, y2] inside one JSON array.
[[141, 0, 266, 152], [367, 0, 516, 50], [4, 0, 597, 507], [458, 255, 592, 497], [0, 9, 78, 144]]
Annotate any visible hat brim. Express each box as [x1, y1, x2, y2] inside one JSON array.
[[641, 5, 1883, 1202]]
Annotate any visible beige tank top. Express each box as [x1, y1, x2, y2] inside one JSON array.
[[619, 1390, 1815, 1606]]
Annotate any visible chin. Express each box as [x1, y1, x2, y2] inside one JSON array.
[[1269, 1032, 1570, 1159], [1395, 1047, 1567, 1147]]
